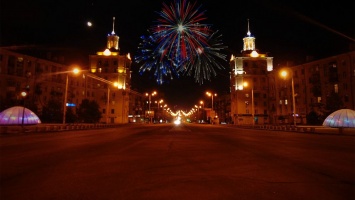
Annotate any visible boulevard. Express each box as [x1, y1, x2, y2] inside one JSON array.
[[0, 123, 354, 200]]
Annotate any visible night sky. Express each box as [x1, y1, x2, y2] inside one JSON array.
[[1, 0, 354, 109]]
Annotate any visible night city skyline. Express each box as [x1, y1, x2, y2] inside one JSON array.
[[1, 0, 354, 108]]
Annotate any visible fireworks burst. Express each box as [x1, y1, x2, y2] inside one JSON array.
[[134, 0, 227, 84], [183, 30, 227, 84], [135, 35, 180, 85]]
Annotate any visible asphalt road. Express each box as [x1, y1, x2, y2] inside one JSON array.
[[1, 123, 354, 200]]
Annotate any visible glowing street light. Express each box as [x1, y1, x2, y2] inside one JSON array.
[[21, 91, 27, 128], [280, 70, 297, 126], [206, 92, 217, 111], [63, 68, 80, 124], [157, 99, 164, 122], [84, 73, 121, 124], [146, 91, 157, 123]]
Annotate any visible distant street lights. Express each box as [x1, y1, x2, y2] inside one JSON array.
[[146, 91, 157, 123], [194, 105, 200, 122], [206, 92, 217, 123], [157, 99, 164, 122], [199, 100, 204, 122], [280, 70, 297, 126], [206, 92, 217, 111]]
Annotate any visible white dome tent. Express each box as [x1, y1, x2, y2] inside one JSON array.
[[0, 106, 41, 125], [323, 109, 355, 133]]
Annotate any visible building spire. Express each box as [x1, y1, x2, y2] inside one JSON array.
[[247, 19, 251, 36], [106, 16, 120, 51], [112, 17, 116, 35], [243, 19, 255, 51]]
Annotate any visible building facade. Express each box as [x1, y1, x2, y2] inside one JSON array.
[[230, 21, 274, 125], [230, 22, 355, 125], [269, 52, 355, 124], [0, 18, 147, 124]]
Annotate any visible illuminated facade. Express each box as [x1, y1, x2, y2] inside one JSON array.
[[230, 21, 274, 125], [269, 52, 355, 124], [85, 17, 134, 123], [0, 18, 145, 124], [230, 21, 355, 125]]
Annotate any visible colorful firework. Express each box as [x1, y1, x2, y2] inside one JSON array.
[[183, 30, 227, 84], [135, 35, 180, 85], [135, 0, 227, 84]]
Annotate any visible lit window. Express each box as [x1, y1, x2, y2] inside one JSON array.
[[334, 84, 338, 93], [279, 100, 282, 105], [285, 99, 288, 105], [317, 97, 321, 103]]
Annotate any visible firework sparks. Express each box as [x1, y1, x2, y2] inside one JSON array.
[[135, 0, 227, 84], [135, 35, 180, 85], [183, 30, 227, 84]]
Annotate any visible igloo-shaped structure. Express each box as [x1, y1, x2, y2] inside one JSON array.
[[322, 109, 355, 128], [0, 106, 41, 125]]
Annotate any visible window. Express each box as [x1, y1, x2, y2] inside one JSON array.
[[334, 84, 338, 93], [317, 97, 321, 103], [111, 109, 114, 114]]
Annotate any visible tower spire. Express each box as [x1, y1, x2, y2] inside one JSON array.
[[112, 17, 116, 35], [247, 19, 251, 36], [106, 16, 120, 51], [242, 19, 255, 51]]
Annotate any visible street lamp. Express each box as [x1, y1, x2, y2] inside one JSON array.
[[243, 82, 254, 126], [146, 91, 157, 123], [63, 68, 79, 124], [21, 91, 27, 129], [206, 92, 217, 111], [85, 73, 120, 124], [157, 99, 164, 122], [280, 70, 297, 126], [200, 100, 204, 122], [206, 92, 217, 124], [194, 105, 200, 122]]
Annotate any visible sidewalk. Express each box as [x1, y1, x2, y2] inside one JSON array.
[[231, 124, 355, 135]]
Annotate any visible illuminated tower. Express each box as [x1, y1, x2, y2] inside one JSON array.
[[88, 17, 132, 124], [106, 17, 120, 51], [230, 19, 274, 125]]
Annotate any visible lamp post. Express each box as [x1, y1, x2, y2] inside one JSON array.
[[194, 105, 200, 122], [21, 91, 27, 129], [85, 73, 120, 124], [206, 92, 217, 123], [200, 100, 204, 122], [281, 70, 296, 126], [157, 99, 163, 122], [243, 82, 254, 126], [206, 92, 217, 111], [63, 68, 79, 124], [146, 91, 157, 123]]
